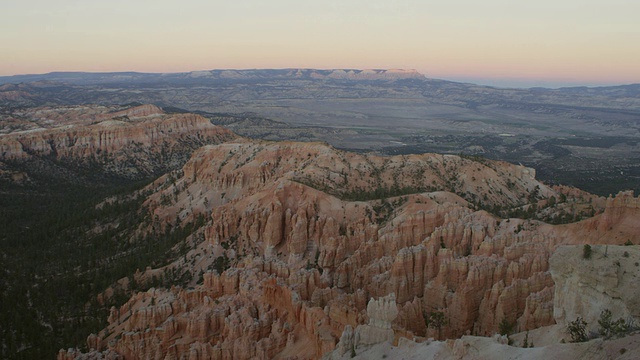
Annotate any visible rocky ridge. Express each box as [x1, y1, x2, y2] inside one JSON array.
[[0, 104, 236, 181], [59, 136, 640, 359]]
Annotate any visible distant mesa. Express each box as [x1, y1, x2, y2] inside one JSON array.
[[0, 68, 426, 86], [186, 68, 425, 81]]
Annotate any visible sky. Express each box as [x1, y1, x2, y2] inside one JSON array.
[[1, 0, 639, 88]]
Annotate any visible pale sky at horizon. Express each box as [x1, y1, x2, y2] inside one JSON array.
[[1, 0, 639, 87]]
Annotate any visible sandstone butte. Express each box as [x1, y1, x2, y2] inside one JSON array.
[[11, 106, 637, 359]]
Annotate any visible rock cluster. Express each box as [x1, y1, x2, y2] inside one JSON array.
[[325, 244, 640, 359], [59, 137, 640, 359]]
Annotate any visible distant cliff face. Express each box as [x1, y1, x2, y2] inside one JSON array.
[[0, 104, 236, 181], [187, 68, 425, 81], [0, 69, 425, 87], [59, 133, 640, 359]]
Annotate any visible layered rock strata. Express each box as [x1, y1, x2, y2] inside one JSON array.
[[0, 104, 236, 179]]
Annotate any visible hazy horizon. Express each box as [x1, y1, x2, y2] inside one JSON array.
[[1, 67, 638, 89], [2, 0, 639, 88]]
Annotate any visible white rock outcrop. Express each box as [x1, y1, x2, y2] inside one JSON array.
[[354, 293, 398, 348], [550, 245, 640, 331]]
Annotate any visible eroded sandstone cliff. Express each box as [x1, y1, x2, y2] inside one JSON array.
[[59, 138, 640, 359], [326, 244, 640, 359]]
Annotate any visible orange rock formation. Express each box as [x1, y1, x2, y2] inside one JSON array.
[[58, 136, 639, 359]]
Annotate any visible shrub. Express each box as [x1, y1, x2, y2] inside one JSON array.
[[426, 311, 448, 340], [499, 318, 515, 345], [212, 255, 230, 274], [583, 244, 592, 259], [598, 309, 634, 339], [499, 318, 514, 336], [548, 196, 556, 207], [522, 331, 529, 348], [598, 309, 614, 338], [567, 317, 588, 343]]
